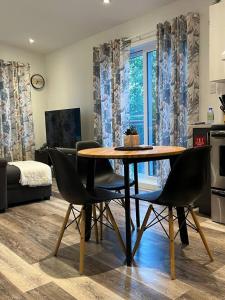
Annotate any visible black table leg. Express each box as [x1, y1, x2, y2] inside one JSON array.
[[170, 156, 189, 245], [124, 160, 132, 266], [134, 162, 140, 229], [85, 158, 95, 241], [176, 207, 189, 245]]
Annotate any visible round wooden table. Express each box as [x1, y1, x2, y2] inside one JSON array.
[[78, 146, 185, 160], [78, 146, 186, 266]]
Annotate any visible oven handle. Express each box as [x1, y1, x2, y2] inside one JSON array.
[[211, 132, 225, 138], [212, 189, 225, 197]]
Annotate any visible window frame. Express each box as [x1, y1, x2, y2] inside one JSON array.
[[130, 39, 158, 187]]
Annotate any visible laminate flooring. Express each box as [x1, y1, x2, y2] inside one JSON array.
[[0, 181, 224, 299]]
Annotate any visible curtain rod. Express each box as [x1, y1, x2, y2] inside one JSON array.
[[126, 30, 156, 43], [94, 29, 156, 48], [0, 60, 28, 67], [2, 63, 27, 67]]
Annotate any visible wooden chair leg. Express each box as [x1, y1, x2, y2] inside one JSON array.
[[169, 207, 175, 280], [105, 203, 126, 255], [132, 205, 152, 258], [92, 204, 99, 244], [79, 207, 86, 274], [54, 203, 72, 256], [100, 202, 103, 240], [190, 208, 213, 262]]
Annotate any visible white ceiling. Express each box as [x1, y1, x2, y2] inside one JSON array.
[[0, 0, 176, 54]]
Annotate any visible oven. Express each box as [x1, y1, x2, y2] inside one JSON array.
[[210, 130, 225, 190]]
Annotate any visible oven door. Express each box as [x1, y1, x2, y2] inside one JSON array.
[[211, 131, 225, 189]]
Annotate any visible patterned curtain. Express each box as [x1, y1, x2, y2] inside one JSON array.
[[93, 39, 131, 172], [0, 61, 35, 161], [156, 13, 200, 184]]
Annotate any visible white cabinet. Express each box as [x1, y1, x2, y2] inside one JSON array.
[[210, 1, 225, 82]]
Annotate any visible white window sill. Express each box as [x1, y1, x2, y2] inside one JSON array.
[[137, 174, 161, 191]]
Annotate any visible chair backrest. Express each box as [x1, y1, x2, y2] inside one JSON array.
[[159, 146, 211, 207], [56, 147, 77, 166], [48, 148, 90, 205], [76, 141, 113, 181]]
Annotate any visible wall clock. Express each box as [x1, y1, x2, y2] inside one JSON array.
[[31, 74, 45, 90]]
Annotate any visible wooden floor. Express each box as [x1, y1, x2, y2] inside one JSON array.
[[0, 183, 225, 299]]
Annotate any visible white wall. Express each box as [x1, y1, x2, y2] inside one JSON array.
[[46, 0, 222, 140], [0, 44, 47, 148]]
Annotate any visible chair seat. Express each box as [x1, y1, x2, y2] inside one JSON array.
[[90, 188, 125, 203], [95, 173, 134, 190], [132, 190, 163, 204]]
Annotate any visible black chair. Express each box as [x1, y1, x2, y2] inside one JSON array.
[[132, 146, 213, 280], [76, 141, 135, 190], [76, 141, 136, 235], [48, 148, 126, 274]]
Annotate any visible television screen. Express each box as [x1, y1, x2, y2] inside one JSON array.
[[45, 108, 81, 148]]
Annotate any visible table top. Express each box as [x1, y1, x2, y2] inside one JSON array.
[[78, 146, 185, 159]]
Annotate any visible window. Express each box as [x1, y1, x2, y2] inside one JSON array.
[[129, 51, 144, 174], [129, 41, 157, 179]]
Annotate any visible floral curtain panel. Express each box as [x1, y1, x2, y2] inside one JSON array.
[[93, 39, 130, 172], [156, 13, 200, 184], [0, 61, 35, 161]]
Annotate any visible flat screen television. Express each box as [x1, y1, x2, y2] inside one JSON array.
[[45, 108, 81, 148]]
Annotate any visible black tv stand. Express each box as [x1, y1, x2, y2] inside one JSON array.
[[35, 149, 51, 165]]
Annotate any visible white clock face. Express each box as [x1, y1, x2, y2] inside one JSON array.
[[31, 74, 45, 89]]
